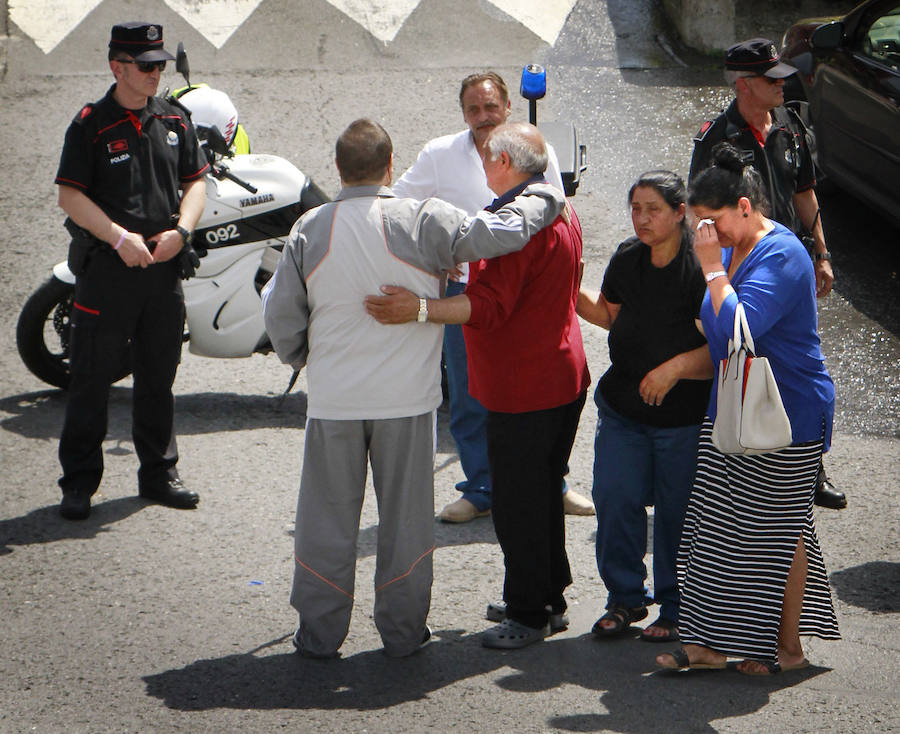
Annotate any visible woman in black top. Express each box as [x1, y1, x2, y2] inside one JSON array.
[[577, 170, 713, 642]]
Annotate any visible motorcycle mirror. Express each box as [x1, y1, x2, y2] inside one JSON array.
[[204, 125, 231, 156], [176, 42, 190, 86], [520, 64, 546, 125]]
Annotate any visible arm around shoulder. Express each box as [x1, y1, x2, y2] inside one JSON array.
[[449, 183, 565, 262], [412, 184, 565, 268], [363, 285, 472, 326], [261, 237, 311, 371]]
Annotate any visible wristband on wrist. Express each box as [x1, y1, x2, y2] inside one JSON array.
[[705, 270, 727, 283], [814, 251, 832, 262], [113, 230, 127, 251], [416, 297, 428, 323], [175, 225, 192, 246]]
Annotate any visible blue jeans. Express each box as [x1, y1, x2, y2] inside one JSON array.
[[591, 394, 700, 622], [444, 280, 491, 511]]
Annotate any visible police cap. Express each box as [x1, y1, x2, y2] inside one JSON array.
[[109, 22, 175, 62], [724, 38, 797, 78]]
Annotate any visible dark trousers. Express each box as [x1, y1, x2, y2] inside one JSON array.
[[486, 391, 586, 629], [59, 251, 184, 496]]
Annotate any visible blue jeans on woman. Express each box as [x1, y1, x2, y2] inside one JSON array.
[[591, 393, 700, 622]]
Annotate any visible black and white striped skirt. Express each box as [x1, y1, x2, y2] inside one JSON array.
[[676, 420, 840, 660]]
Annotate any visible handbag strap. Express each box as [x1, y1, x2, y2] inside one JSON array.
[[733, 302, 756, 354]]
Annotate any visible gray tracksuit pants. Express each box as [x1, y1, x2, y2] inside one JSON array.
[[290, 412, 435, 657]]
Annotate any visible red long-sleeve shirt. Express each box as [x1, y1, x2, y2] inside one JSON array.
[[463, 208, 590, 413]]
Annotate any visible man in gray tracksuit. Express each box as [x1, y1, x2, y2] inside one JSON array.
[[261, 118, 564, 658]]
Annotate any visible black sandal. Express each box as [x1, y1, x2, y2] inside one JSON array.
[[657, 647, 726, 671], [640, 616, 679, 643], [737, 657, 810, 676], [591, 603, 648, 637]]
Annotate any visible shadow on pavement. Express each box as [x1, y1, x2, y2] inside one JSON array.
[[143, 631, 825, 730], [0, 389, 67, 440], [830, 561, 900, 614], [0, 389, 462, 451], [0, 496, 145, 556], [0, 388, 309, 441], [287, 508, 498, 557], [348, 514, 499, 561]]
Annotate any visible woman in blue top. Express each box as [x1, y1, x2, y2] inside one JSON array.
[[657, 143, 839, 675]]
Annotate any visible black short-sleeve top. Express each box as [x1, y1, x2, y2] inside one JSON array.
[[597, 232, 712, 427], [55, 84, 209, 238]]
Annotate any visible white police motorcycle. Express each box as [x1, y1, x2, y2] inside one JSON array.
[[16, 56, 585, 390]]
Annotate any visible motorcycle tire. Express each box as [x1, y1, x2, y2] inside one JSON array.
[[15, 277, 131, 389]]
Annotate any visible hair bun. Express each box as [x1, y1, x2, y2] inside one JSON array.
[[710, 141, 745, 174]]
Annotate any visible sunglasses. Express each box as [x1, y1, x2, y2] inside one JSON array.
[[117, 59, 166, 73], [751, 74, 780, 85]]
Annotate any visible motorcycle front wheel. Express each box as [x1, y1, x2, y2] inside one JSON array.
[[16, 277, 131, 389]]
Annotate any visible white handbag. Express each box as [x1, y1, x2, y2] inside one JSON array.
[[711, 302, 793, 455]]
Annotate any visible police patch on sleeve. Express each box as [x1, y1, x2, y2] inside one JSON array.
[[695, 120, 713, 141]]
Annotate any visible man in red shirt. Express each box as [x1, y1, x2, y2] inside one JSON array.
[[365, 122, 590, 648]]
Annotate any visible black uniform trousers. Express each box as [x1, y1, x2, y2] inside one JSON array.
[[486, 391, 586, 629], [59, 248, 184, 497]]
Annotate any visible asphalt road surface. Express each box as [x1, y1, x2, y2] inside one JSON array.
[[1, 1, 898, 732]]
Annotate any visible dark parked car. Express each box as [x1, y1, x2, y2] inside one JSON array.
[[781, 0, 900, 227]]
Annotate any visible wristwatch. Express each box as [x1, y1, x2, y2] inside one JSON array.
[[814, 251, 832, 261], [175, 225, 193, 246], [416, 297, 428, 323]]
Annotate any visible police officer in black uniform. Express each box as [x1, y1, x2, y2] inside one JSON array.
[[55, 22, 209, 520], [689, 37, 845, 510]]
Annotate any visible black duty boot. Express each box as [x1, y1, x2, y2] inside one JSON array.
[[60, 490, 91, 520], [814, 461, 846, 509], [139, 478, 199, 509]]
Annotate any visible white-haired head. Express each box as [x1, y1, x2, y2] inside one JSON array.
[[485, 122, 548, 175]]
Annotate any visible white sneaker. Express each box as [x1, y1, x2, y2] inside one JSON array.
[[439, 497, 490, 523], [563, 489, 595, 516]]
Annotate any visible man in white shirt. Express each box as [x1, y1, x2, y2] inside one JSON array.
[[393, 71, 594, 523]]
